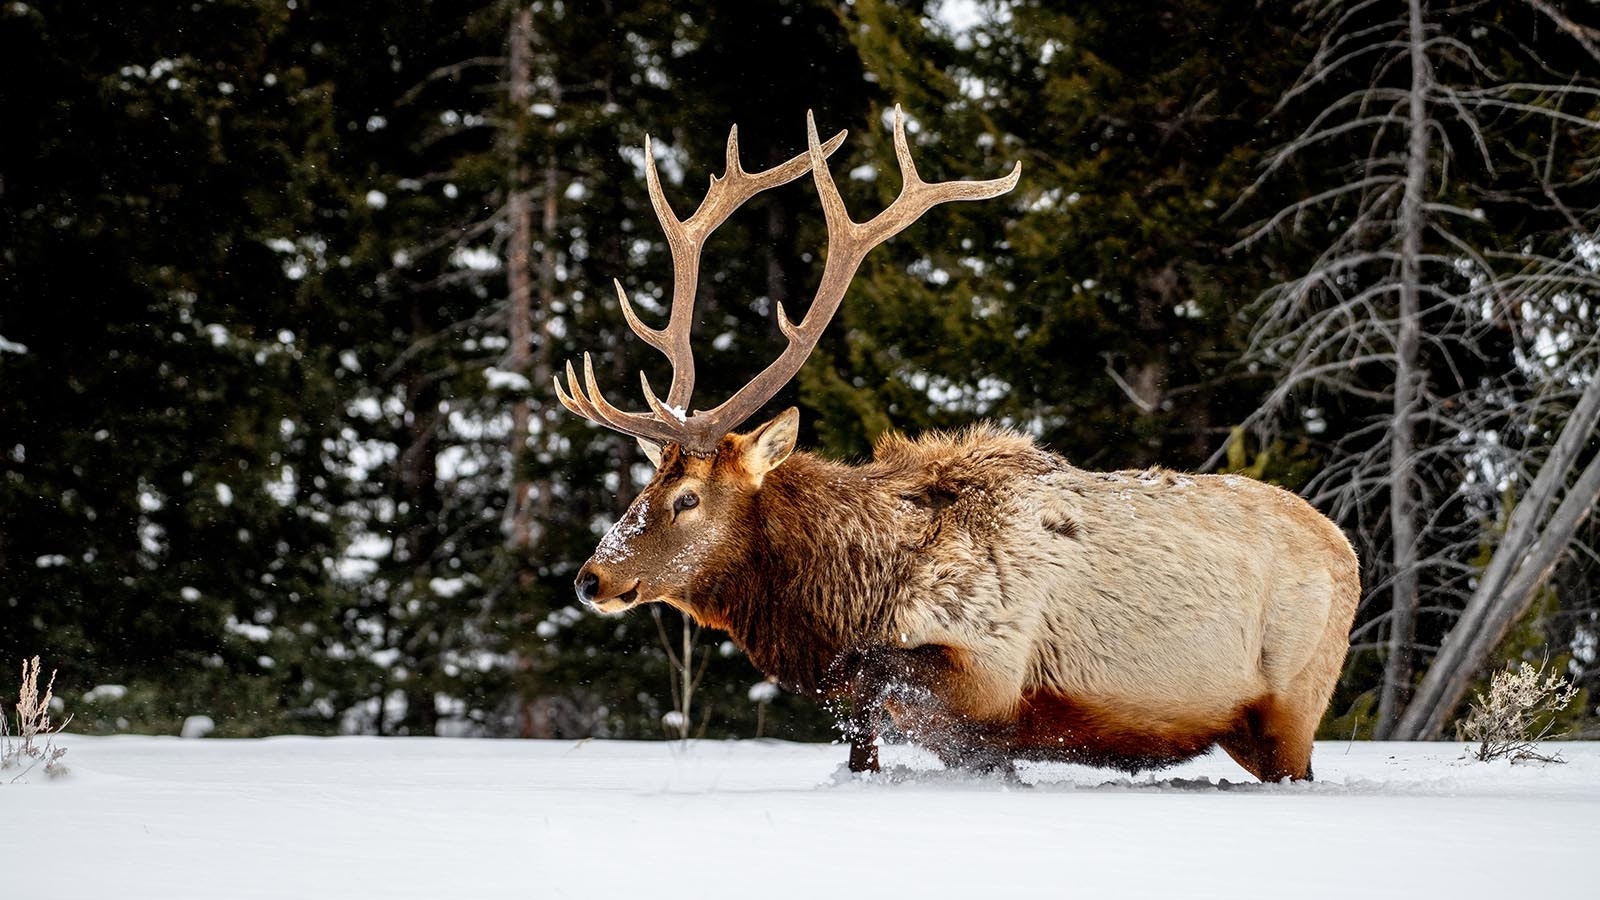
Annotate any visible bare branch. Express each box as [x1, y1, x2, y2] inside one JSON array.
[[1520, 0, 1600, 65], [1233, 176, 1404, 249]]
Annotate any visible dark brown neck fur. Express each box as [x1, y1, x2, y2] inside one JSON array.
[[683, 425, 1060, 692], [692, 452, 908, 692]]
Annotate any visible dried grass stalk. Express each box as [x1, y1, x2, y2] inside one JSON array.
[[2, 656, 71, 780]]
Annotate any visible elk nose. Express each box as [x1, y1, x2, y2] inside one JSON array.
[[575, 569, 600, 606]]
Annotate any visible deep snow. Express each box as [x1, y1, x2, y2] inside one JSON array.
[[8, 736, 1597, 899]]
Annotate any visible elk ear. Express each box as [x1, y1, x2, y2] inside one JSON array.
[[637, 437, 663, 468], [738, 407, 800, 480]]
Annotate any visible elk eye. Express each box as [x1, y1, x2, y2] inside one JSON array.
[[672, 491, 700, 514]]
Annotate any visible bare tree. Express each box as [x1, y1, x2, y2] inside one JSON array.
[[1226, 0, 1600, 737], [651, 606, 711, 741], [1395, 268, 1600, 739]]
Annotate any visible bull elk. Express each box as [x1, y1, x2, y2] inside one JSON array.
[[557, 108, 1359, 782]]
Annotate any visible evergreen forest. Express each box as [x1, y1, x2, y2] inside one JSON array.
[[4, 0, 1599, 743]]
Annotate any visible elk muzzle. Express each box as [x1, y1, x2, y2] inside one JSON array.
[[574, 561, 640, 613]]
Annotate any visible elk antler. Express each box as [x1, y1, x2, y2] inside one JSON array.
[[556, 106, 1021, 455]]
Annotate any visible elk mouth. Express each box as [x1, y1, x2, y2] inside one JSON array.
[[593, 581, 642, 614]]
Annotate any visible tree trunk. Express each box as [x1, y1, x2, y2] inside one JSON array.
[[392, 297, 444, 736], [1375, 0, 1432, 738], [532, 150, 558, 530], [504, 7, 536, 550]]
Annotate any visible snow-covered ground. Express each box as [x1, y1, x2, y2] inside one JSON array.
[[8, 736, 1597, 899]]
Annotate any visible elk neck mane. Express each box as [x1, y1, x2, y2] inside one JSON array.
[[689, 423, 1059, 693]]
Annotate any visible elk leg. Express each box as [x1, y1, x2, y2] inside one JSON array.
[[1255, 701, 1317, 782], [1219, 697, 1317, 783], [895, 701, 1017, 777], [847, 733, 880, 773], [823, 647, 890, 773], [827, 644, 1013, 775]]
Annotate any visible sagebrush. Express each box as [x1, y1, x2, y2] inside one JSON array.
[[1457, 660, 1577, 763]]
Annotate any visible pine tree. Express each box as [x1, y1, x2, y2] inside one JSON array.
[[827, 0, 1299, 469], [0, 0, 359, 733]]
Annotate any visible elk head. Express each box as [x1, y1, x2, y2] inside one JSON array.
[[556, 108, 1019, 617]]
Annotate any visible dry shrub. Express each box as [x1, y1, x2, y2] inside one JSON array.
[[1457, 660, 1578, 764], [2, 656, 71, 781]]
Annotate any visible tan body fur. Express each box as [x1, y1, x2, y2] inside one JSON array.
[[582, 422, 1360, 782]]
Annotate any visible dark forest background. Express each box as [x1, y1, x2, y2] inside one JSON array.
[[3, 0, 1599, 742]]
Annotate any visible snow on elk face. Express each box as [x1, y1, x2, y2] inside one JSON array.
[[574, 409, 799, 616]]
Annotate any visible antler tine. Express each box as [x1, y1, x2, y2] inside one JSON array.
[[552, 365, 591, 420], [622, 125, 850, 418], [556, 126, 851, 453], [635, 135, 700, 410], [557, 358, 608, 424], [558, 358, 650, 441], [870, 104, 1023, 241], [555, 355, 683, 446], [690, 108, 1021, 440], [579, 353, 686, 444], [555, 110, 1015, 455], [613, 279, 669, 354], [683, 125, 849, 239], [637, 370, 683, 425]]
